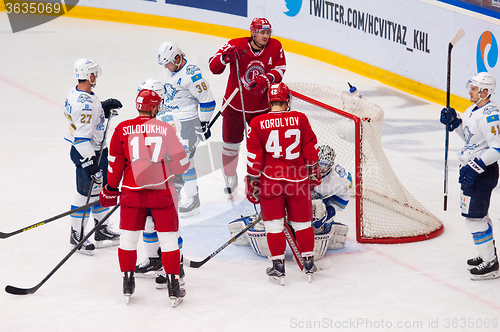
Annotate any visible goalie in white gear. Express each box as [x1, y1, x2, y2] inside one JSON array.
[[228, 145, 351, 259], [157, 41, 216, 217]]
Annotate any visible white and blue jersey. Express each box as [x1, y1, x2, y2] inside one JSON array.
[[163, 59, 216, 123], [456, 101, 500, 166], [313, 163, 352, 213], [63, 86, 106, 159]]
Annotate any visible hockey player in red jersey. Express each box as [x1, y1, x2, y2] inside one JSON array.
[[209, 17, 286, 198], [99, 89, 189, 307], [245, 82, 321, 285]]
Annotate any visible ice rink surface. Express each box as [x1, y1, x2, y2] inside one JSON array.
[[1, 14, 500, 332]]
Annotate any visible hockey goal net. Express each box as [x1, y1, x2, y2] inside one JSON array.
[[288, 83, 444, 244]]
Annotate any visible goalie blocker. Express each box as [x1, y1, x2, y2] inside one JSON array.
[[228, 211, 348, 259]]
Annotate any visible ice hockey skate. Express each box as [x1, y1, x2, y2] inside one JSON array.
[[123, 271, 135, 304], [223, 173, 238, 199], [470, 256, 500, 280], [302, 255, 317, 282], [266, 258, 285, 286], [94, 221, 120, 248], [70, 228, 95, 255], [135, 256, 163, 278], [156, 256, 185, 288], [179, 192, 200, 217], [166, 274, 186, 307], [467, 255, 483, 271]]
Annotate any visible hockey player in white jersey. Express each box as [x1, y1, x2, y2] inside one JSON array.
[[440, 72, 500, 280], [63, 58, 122, 254], [157, 41, 216, 217], [311, 145, 351, 251], [228, 145, 350, 259]]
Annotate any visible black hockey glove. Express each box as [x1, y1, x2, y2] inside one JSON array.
[[101, 98, 123, 118], [440, 107, 462, 132], [201, 121, 211, 140], [81, 155, 102, 185]]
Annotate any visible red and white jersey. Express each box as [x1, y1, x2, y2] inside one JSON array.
[[107, 116, 189, 191], [246, 110, 319, 182], [209, 37, 286, 114]]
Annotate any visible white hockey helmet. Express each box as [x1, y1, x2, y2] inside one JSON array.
[[318, 145, 336, 176], [74, 58, 101, 81], [157, 41, 183, 66], [138, 78, 165, 99], [467, 72, 496, 98]]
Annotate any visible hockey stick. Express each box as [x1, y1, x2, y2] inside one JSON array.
[[207, 87, 239, 130], [0, 201, 99, 239], [184, 213, 262, 268], [5, 204, 120, 295], [444, 28, 465, 211], [79, 110, 117, 238], [283, 221, 331, 273]]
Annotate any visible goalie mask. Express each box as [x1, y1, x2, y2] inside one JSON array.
[[318, 145, 336, 176]]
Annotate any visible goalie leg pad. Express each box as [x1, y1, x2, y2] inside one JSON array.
[[247, 230, 271, 257], [327, 222, 348, 250], [227, 219, 250, 246]]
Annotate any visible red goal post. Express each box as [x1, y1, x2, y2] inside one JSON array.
[[289, 83, 444, 244]]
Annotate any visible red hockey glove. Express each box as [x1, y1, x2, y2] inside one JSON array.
[[244, 175, 260, 205], [249, 74, 272, 95], [307, 163, 322, 189], [222, 45, 245, 64], [99, 185, 120, 207]]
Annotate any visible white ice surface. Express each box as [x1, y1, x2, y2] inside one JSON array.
[[1, 15, 499, 332]]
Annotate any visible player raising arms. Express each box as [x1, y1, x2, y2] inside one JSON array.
[[99, 89, 189, 307], [158, 41, 216, 217], [245, 82, 320, 285], [209, 17, 286, 198], [440, 72, 500, 280]]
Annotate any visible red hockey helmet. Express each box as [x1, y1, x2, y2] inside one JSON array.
[[250, 17, 272, 35], [268, 82, 291, 104], [136, 89, 162, 112]]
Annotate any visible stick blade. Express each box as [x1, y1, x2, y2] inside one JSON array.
[[450, 28, 465, 46], [5, 285, 34, 295]]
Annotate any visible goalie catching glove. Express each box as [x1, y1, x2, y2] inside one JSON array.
[[99, 185, 120, 207], [244, 175, 260, 204]]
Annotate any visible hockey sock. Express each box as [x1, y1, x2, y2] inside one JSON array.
[[92, 203, 111, 226], [472, 224, 496, 262], [222, 152, 239, 177], [142, 232, 160, 258], [161, 249, 181, 275], [294, 226, 315, 256], [118, 248, 138, 272], [70, 205, 90, 233], [266, 231, 287, 258], [182, 165, 198, 197]]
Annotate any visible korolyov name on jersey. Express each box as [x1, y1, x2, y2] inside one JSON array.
[[289, 317, 499, 329]]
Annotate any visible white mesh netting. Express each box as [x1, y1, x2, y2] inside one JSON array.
[[288, 83, 443, 243]]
